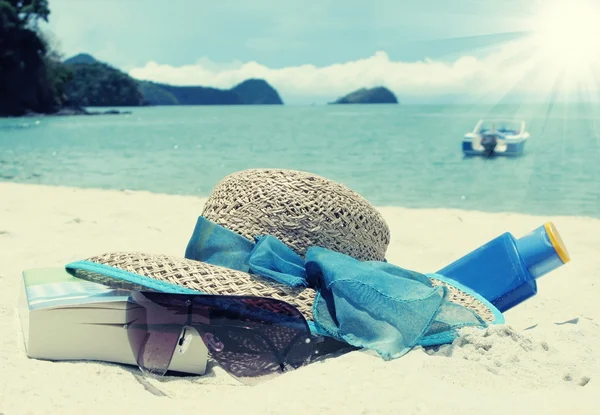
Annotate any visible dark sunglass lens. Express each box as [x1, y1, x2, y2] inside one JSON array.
[[202, 327, 283, 379], [126, 292, 189, 376], [190, 296, 314, 383]]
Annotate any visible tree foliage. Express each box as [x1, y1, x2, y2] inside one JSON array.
[[64, 62, 144, 107], [0, 0, 63, 115]]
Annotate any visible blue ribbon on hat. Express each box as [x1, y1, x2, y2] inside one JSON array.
[[185, 217, 503, 360]]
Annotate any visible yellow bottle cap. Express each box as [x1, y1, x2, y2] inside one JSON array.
[[544, 222, 570, 264]]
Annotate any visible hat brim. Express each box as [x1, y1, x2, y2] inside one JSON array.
[[65, 252, 503, 329], [66, 252, 316, 318]]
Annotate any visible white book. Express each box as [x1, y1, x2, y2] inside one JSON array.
[[18, 267, 208, 375]]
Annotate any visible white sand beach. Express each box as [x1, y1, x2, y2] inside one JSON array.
[[0, 182, 598, 415]]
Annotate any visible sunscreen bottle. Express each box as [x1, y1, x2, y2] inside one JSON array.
[[436, 222, 570, 312]]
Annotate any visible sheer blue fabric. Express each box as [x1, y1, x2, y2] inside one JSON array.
[[185, 216, 499, 360]]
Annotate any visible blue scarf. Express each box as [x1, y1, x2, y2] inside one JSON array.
[[185, 217, 503, 360]]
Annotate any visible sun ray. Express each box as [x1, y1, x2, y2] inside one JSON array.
[[438, 0, 600, 109], [525, 0, 600, 99], [540, 69, 567, 134], [407, 30, 532, 58]]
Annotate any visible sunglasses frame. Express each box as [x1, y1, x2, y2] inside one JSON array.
[[126, 291, 342, 383]]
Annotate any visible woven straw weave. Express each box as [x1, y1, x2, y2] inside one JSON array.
[[429, 279, 494, 323], [84, 252, 316, 319], [201, 169, 391, 262], [82, 252, 495, 324]]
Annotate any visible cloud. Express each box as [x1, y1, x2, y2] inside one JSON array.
[[129, 51, 479, 96], [127, 38, 600, 103]]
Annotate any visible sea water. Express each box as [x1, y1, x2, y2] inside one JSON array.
[[0, 103, 599, 218]]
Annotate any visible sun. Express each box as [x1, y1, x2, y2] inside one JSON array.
[[528, 0, 600, 74]]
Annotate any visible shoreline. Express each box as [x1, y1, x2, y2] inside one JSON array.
[[1, 180, 598, 221], [0, 181, 598, 414], [5, 107, 133, 118]]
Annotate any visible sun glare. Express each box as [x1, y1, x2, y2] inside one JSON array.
[[529, 0, 600, 72]]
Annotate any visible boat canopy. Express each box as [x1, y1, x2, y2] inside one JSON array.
[[472, 119, 525, 135]]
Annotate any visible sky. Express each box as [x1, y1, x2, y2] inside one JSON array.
[[43, 0, 600, 104]]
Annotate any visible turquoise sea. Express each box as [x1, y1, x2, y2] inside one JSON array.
[[1, 104, 599, 218]]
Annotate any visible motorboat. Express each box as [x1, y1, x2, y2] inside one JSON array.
[[463, 119, 529, 157]]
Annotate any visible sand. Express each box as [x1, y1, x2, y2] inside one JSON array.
[[0, 182, 598, 414]]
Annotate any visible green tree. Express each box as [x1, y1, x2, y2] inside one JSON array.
[[40, 30, 73, 107], [0, 0, 60, 116], [5, 0, 50, 25]]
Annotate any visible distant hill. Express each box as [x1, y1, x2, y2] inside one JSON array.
[[63, 60, 144, 107], [139, 78, 284, 106], [136, 81, 179, 105], [64, 53, 98, 65], [231, 79, 283, 105], [331, 87, 398, 104], [138, 81, 242, 106], [62, 53, 284, 107]]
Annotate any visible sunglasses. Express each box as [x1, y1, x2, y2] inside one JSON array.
[[126, 291, 348, 384]]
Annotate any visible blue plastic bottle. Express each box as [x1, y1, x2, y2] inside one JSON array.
[[436, 222, 570, 313]]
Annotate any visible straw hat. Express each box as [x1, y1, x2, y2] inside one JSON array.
[[67, 169, 502, 327], [202, 168, 391, 261]]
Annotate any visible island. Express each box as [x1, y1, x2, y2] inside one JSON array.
[[230, 79, 284, 105], [330, 87, 398, 104], [64, 53, 284, 107]]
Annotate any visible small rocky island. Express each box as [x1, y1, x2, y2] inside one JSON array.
[[330, 86, 398, 104], [231, 79, 283, 105]]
